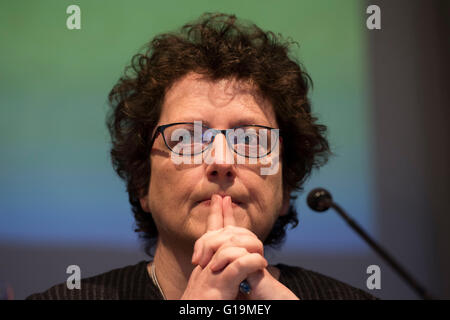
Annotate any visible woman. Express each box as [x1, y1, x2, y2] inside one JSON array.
[[27, 12, 376, 300]]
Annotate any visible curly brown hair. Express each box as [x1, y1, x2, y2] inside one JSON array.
[[106, 12, 330, 256]]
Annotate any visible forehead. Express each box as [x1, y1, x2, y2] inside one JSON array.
[[159, 73, 277, 127]]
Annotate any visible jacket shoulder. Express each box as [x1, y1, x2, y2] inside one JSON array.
[[277, 263, 379, 300], [26, 260, 154, 300]]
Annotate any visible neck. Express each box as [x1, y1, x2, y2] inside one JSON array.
[[148, 237, 195, 300]]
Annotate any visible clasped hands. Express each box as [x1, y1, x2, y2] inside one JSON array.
[[181, 194, 299, 300]]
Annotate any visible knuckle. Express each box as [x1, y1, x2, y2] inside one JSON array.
[[249, 252, 265, 265], [203, 247, 213, 260], [194, 238, 202, 249], [227, 264, 240, 279], [255, 252, 265, 260], [237, 247, 249, 256], [256, 239, 264, 252], [257, 254, 268, 267], [216, 244, 230, 255], [205, 288, 222, 300], [233, 257, 244, 270], [218, 246, 247, 260], [256, 238, 264, 247], [216, 242, 230, 253], [230, 235, 239, 243], [205, 230, 216, 237], [212, 247, 226, 261]]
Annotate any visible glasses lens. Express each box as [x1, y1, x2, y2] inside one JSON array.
[[162, 123, 278, 158], [228, 126, 278, 158], [163, 123, 209, 156]]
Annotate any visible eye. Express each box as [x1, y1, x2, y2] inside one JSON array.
[[235, 132, 258, 145], [246, 134, 258, 144], [202, 130, 214, 143]]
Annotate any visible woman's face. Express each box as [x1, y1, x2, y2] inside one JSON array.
[[140, 72, 287, 247]]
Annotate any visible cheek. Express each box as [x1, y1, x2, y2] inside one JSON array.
[[147, 158, 200, 223], [148, 161, 184, 216], [255, 172, 283, 211], [245, 173, 284, 238]]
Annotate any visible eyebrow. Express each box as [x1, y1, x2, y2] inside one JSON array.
[[171, 114, 271, 126], [230, 118, 272, 127]]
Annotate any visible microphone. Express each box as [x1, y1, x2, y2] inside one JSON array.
[[307, 187, 434, 300]]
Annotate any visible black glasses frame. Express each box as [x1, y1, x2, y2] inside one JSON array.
[[150, 122, 280, 158]]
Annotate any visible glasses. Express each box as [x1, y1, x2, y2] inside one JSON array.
[[150, 122, 280, 159]]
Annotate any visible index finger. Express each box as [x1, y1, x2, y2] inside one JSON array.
[[193, 194, 223, 265], [223, 196, 236, 226], [206, 194, 224, 231]]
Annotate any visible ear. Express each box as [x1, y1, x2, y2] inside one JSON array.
[[139, 195, 150, 213], [279, 191, 291, 216]]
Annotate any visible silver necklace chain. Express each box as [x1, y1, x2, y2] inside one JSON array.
[[150, 260, 252, 299], [150, 261, 167, 300]]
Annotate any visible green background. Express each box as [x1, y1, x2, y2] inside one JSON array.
[[0, 0, 374, 252]]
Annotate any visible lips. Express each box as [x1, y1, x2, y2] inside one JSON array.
[[196, 199, 243, 206], [195, 194, 244, 207]]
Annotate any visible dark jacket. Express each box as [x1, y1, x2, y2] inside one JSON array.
[[26, 260, 378, 300]]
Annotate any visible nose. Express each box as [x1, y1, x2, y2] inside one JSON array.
[[205, 133, 236, 182]]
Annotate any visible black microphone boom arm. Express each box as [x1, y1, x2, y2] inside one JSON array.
[[307, 187, 434, 300]]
